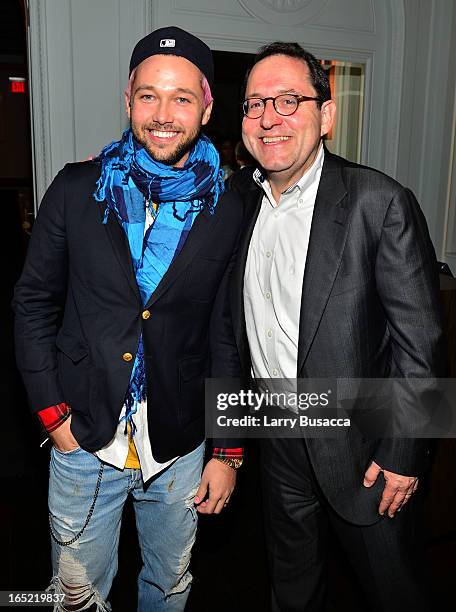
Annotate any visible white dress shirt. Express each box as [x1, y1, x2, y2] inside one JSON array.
[[244, 145, 324, 380]]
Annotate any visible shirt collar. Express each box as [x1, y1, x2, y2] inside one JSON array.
[[253, 143, 325, 207]]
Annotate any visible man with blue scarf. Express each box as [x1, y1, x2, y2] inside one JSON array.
[[14, 27, 243, 611]]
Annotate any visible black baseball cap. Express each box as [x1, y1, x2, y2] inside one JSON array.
[[129, 26, 214, 88]]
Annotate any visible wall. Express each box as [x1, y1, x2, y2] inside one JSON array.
[[27, 0, 150, 202], [446, 99, 456, 270], [397, 0, 456, 263]]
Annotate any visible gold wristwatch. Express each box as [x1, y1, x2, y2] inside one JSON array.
[[214, 456, 243, 469]]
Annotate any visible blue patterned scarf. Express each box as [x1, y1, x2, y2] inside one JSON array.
[[94, 128, 224, 432]]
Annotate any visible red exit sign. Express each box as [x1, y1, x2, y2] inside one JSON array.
[[9, 77, 26, 94]]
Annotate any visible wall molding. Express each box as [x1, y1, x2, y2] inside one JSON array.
[[238, 0, 328, 26], [382, 0, 405, 176], [443, 74, 456, 263], [27, 0, 51, 209], [397, 0, 456, 255]]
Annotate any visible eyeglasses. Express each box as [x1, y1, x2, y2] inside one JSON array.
[[242, 93, 321, 119]]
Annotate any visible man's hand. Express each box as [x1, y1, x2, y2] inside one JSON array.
[[363, 460, 418, 518], [50, 415, 79, 453], [194, 458, 237, 514]]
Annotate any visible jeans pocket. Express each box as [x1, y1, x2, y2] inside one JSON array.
[[52, 445, 82, 456]]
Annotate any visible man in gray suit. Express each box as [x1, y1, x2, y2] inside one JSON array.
[[230, 42, 445, 611]]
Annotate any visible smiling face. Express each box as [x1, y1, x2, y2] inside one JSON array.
[[242, 54, 335, 198], [126, 54, 212, 167]]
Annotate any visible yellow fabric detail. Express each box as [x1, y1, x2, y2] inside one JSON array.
[[124, 424, 140, 469]]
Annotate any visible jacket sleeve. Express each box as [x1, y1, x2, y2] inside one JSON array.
[[209, 192, 244, 448], [372, 186, 446, 475], [12, 167, 69, 413]]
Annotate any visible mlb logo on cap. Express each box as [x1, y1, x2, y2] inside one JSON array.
[[160, 39, 176, 48]]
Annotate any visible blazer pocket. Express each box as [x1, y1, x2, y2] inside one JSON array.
[[178, 355, 209, 427], [55, 332, 89, 363], [179, 355, 209, 382]]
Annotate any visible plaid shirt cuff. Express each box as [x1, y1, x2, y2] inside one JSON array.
[[37, 403, 71, 433], [212, 447, 243, 460]]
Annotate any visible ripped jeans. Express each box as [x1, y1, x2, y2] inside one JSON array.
[[47, 441, 204, 611]]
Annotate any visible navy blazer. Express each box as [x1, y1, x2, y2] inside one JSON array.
[[13, 160, 243, 462]]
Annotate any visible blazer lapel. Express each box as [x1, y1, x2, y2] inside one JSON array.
[[99, 201, 141, 303], [230, 184, 263, 366], [99, 193, 222, 309], [145, 206, 219, 308], [297, 153, 351, 376]]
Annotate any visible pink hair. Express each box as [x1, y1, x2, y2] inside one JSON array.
[[125, 68, 136, 102], [125, 67, 213, 108], [201, 75, 213, 107]]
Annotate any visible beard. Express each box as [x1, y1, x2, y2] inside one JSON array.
[[131, 121, 202, 166]]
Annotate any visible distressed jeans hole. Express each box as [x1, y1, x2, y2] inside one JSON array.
[[47, 576, 111, 611]]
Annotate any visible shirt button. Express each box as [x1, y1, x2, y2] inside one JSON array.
[[266, 251, 272, 258], [142, 309, 151, 320], [265, 291, 271, 300], [272, 369, 279, 377], [122, 352, 133, 362], [267, 329, 273, 338], [274, 211, 280, 218]]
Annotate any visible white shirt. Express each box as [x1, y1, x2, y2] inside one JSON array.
[[97, 204, 177, 481], [244, 145, 324, 380]]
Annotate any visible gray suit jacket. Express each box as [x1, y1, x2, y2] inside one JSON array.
[[230, 149, 445, 525]]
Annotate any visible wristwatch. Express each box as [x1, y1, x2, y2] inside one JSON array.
[[214, 456, 243, 469]]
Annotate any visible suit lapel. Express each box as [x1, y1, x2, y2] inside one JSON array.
[[297, 152, 351, 376], [231, 184, 263, 365]]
